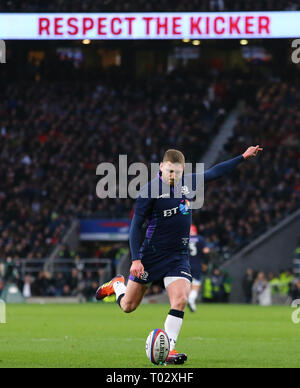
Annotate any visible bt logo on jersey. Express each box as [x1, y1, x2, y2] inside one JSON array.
[[163, 207, 179, 217], [163, 200, 191, 217]]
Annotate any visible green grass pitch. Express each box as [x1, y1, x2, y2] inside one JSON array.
[[0, 303, 299, 368]]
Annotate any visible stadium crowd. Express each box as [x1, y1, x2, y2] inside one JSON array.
[[1, 70, 299, 263], [242, 267, 299, 305], [1, 0, 299, 12], [193, 81, 300, 259], [0, 67, 234, 260], [1, 240, 299, 301], [0, 255, 108, 300], [0, 269, 106, 301], [0, 31, 299, 308]]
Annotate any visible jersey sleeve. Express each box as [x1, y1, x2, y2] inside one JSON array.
[[188, 155, 244, 192], [204, 155, 244, 182], [129, 189, 155, 261]]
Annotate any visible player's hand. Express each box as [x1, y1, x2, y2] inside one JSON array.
[[242, 145, 263, 160], [130, 260, 145, 279]]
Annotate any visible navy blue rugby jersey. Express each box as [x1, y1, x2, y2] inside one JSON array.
[[136, 176, 193, 259], [189, 235, 208, 261], [130, 155, 244, 261]]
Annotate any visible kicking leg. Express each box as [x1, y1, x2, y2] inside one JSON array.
[[96, 275, 148, 314], [117, 280, 148, 313]]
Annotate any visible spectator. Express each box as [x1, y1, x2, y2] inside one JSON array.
[[0, 278, 4, 297], [84, 271, 94, 288], [68, 268, 79, 296], [3, 257, 16, 281], [62, 284, 72, 297], [269, 273, 281, 295], [54, 272, 67, 296], [32, 271, 50, 296], [58, 245, 75, 260], [252, 272, 271, 306], [21, 275, 32, 298], [83, 281, 99, 301], [290, 279, 300, 300], [279, 269, 294, 295], [97, 268, 105, 285], [242, 268, 255, 304], [145, 283, 164, 297], [222, 271, 232, 303], [0, 261, 4, 278], [211, 268, 224, 302]]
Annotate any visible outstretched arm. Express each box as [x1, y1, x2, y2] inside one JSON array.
[[204, 145, 263, 183]]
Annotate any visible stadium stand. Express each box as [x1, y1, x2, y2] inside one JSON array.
[[0, 68, 235, 260], [0, 32, 299, 297], [1, 70, 299, 263], [193, 81, 300, 260], [1, 0, 299, 12]]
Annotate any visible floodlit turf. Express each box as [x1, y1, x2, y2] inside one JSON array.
[[0, 303, 299, 368]]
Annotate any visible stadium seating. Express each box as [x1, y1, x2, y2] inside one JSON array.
[[1, 48, 299, 300], [193, 82, 300, 260], [0, 68, 232, 260], [1, 70, 299, 264], [0, 0, 299, 12]]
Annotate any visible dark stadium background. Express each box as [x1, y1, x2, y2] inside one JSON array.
[[0, 0, 299, 306]]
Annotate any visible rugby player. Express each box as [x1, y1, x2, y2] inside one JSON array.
[[96, 145, 263, 364], [187, 224, 210, 313]]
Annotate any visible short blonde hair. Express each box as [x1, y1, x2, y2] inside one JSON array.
[[163, 149, 185, 166]]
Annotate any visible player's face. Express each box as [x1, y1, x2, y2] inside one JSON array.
[[160, 162, 184, 186]]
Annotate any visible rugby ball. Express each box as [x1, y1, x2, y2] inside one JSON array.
[[145, 328, 170, 365]]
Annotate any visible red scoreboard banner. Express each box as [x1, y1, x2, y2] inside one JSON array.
[[0, 12, 299, 39]]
